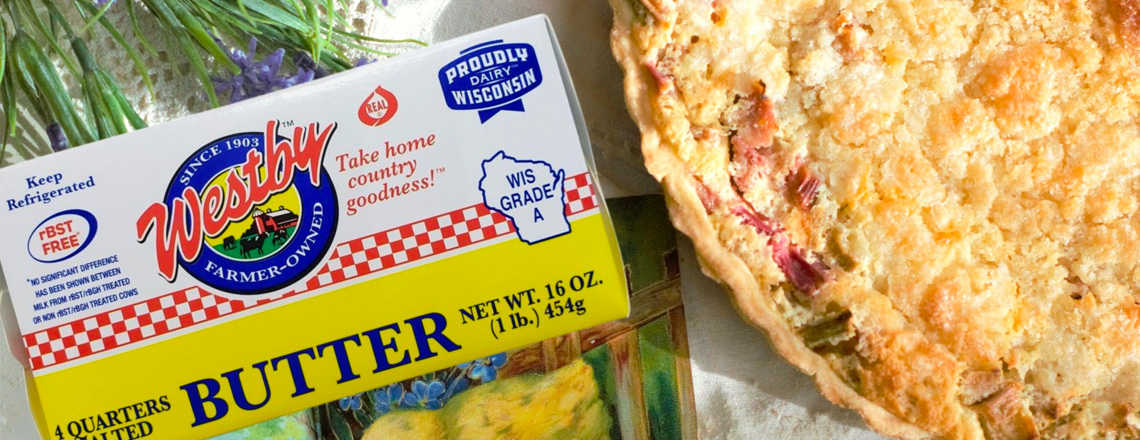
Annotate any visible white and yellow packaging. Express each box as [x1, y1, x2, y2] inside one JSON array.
[[0, 16, 627, 440]]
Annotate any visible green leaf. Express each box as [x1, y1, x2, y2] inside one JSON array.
[[82, 77, 112, 139], [21, 0, 80, 77], [79, 74, 98, 132], [338, 39, 395, 58], [60, 1, 157, 99], [327, 405, 354, 440], [236, 0, 257, 25], [7, 42, 48, 121], [333, 29, 427, 47], [285, 0, 306, 16], [4, 1, 20, 30], [324, 0, 336, 65], [165, 0, 240, 74], [92, 72, 129, 135], [1, 77, 16, 157], [173, 31, 221, 107], [77, 0, 115, 35], [14, 33, 92, 145], [126, 0, 160, 58], [240, 0, 314, 33], [0, 16, 7, 88], [94, 70, 145, 130], [317, 48, 351, 71]]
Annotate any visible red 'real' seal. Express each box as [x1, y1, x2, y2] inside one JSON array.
[[358, 85, 398, 127]]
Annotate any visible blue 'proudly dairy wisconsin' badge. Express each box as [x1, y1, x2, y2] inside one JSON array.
[[439, 40, 543, 123]]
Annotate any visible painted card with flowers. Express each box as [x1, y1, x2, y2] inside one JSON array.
[[209, 195, 697, 440]]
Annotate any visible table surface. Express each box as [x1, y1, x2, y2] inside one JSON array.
[[0, 1, 884, 439]]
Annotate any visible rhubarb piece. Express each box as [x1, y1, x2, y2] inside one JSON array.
[[726, 92, 778, 191], [974, 383, 1040, 440], [644, 61, 673, 93], [960, 370, 1004, 406], [731, 203, 826, 295], [802, 311, 855, 349], [787, 164, 820, 210], [695, 178, 719, 212], [772, 241, 826, 295]]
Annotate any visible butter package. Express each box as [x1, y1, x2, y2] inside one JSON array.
[[0, 16, 627, 440]]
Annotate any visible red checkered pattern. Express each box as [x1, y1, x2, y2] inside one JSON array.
[[23, 173, 598, 370], [23, 288, 253, 369], [564, 172, 598, 215]]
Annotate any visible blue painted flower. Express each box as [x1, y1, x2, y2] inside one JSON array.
[[212, 38, 316, 104], [401, 379, 446, 410], [371, 384, 403, 416], [460, 353, 507, 382], [443, 375, 468, 400], [338, 393, 362, 412]]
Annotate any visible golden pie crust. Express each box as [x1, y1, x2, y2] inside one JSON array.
[[607, 0, 1140, 438]]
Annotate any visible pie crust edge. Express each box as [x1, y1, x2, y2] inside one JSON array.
[[606, 1, 932, 438]]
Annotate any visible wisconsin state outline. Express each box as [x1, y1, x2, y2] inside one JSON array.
[[478, 151, 570, 244]]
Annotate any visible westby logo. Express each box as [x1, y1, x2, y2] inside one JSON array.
[[136, 121, 339, 295], [358, 85, 398, 127]]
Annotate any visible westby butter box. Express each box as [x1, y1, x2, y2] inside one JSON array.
[[0, 16, 627, 440]]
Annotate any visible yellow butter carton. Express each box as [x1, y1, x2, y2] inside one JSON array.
[[0, 16, 627, 440]]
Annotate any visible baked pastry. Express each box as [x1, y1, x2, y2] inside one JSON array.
[[607, 0, 1140, 438]]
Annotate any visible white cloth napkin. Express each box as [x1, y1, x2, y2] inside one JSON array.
[[0, 2, 886, 439]]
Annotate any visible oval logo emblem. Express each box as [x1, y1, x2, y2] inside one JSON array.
[[136, 123, 339, 296], [27, 209, 98, 263], [358, 85, 398, 127]]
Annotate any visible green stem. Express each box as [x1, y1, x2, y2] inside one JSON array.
[[77, 0, 115, 35], [69, 37, 97, 72], [95, 70, 145, 130], [7, 43, 48, 122], [173, 31, 221, 107], [166, 0, 241, 74], [19, 0, 80, 77], [0, 15, 7, 88], [66, 0, 156, 98], [13, 33, 91, 144], [82, 77, 111, 139], [1, 77, 16, 157]]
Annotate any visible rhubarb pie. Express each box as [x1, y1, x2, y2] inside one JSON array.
[[608, 0, 1140, 438]]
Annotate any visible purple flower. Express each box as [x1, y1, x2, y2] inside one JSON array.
[[46, 123, 68, 152], [93, 0, 116, 7], [293, 51, 331, 79], [212, 38, 316, 104], [354, 58, 377, 68]]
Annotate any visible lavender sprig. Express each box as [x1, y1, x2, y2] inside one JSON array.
[[46, 122, 68, 152], [212, 38, 316, 104], [293, 51, 330, 80]]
